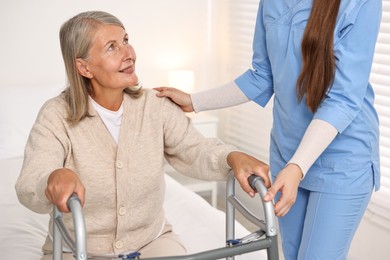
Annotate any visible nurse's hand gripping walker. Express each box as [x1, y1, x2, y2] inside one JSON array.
[[52, 171, 279, 260]]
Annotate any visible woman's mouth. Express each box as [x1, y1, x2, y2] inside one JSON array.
[[119, 65, 134, 73]]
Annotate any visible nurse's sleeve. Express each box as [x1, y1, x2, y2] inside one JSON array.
[[191, 81, 250, 112], [234, 0, 274, 107], [314, 0, 382, 132], [288, 119, 338, 178]]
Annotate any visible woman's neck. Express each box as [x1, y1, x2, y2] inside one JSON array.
[[90, 91, 124, 111]]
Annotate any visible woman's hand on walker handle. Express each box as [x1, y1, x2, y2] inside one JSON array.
[[45, 168, 85, 213], [154, 87, 195, 112], [263, 163, 303, 217], [227, 151, 271, 198]]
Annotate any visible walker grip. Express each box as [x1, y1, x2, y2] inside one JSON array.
[[247, 175, 265, 191]]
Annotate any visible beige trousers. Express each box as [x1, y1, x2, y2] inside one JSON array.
[[41, 231, 187, 259]]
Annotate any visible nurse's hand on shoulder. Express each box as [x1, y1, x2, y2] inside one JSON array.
[[227, 151, 271, 197], [263, 163, 302, 217], [45, 168, 85, 213], [154, 87, 194, 112]]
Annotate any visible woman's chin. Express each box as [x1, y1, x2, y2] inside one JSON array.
[[128, 76, 139, 87]]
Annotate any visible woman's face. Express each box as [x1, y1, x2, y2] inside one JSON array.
[[79, 24, 138, 94]]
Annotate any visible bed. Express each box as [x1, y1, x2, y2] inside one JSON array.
[[0, 85, 268, 259]]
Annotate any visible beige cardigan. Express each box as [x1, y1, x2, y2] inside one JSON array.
[[15, 89, 236, 256]]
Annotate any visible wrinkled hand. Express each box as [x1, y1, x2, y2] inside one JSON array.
[[263, 164, 302, 217], [227, 151, 270, 197], [45, 168, 85, 213], [154, 87, 194, 112]]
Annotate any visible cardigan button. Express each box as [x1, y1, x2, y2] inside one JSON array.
[[116, 160, 123, 169], [115, 240, 124, 249], [119, 207, 127, 216]]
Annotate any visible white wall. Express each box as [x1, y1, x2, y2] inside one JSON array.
[[0, 0, 228, 90]]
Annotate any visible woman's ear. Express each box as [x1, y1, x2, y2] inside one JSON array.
[[76, 59, 93, 79]]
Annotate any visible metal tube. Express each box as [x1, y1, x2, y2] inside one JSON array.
[[67, 194, 87, 260], [52, 194, 87, 260], [227, 195, 266, 230], [248, 176, 277, 237], [53, 206, 63, 260], [225, 171, 236, 260], [143, 238, 274, 260], [266, 236, 279, 260]]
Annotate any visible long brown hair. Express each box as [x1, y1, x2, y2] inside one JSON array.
[[296, 0, 341, 112]]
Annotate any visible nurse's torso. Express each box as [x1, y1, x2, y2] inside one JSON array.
[[262, 0, 380, 193]]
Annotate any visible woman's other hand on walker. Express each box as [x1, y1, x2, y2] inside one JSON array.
[[227, 151, 271, 198], [263, 163, 302, 217], [45, 168, 85, 213], [154, 87, 194, 112]]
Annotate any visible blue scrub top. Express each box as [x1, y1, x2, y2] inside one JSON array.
[[235, 0, 381, 194]]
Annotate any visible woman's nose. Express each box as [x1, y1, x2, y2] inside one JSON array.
[[121, 45, 135, 62]]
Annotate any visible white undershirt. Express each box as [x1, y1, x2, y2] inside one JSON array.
[[89, 96, 123, 144]]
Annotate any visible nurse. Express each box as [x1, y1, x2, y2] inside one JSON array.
[[155, 0, 382, 259]]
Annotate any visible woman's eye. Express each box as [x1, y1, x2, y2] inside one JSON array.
[[108, 44, 116, 51], [123, 38, 129, 45]]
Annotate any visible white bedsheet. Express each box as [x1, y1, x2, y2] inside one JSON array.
[[0, 156, 267, 259]]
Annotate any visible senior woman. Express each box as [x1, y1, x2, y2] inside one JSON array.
[[15, 11, 270, 259]]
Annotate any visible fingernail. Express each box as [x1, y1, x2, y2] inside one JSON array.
[[249, 192, 254, 197]]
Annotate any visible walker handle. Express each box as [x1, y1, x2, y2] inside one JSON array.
[[247, 175, 277, 236], [53, 193, 87, 260]]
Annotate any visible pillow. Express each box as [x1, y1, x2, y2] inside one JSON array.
[[0, 84, 65, 159]]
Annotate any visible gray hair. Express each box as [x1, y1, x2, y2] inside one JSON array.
[[60, 11, 141, 124]]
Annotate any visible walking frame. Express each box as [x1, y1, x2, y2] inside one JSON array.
[[52, 171, 279, 260]]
